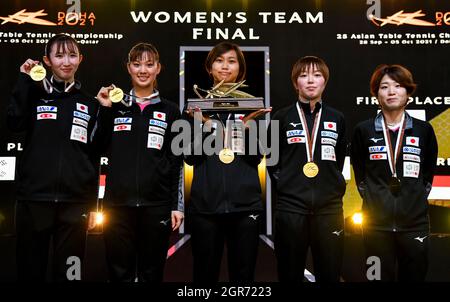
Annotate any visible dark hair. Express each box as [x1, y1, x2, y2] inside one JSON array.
[[205, 42, 246, 82], [128, 42, 160, 63], [45, 33, 80, 57], [370, 64, 416, 96], [291, 56, 329, 91]]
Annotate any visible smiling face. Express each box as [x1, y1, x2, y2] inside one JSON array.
[[43, 41, 82, 82], [127, 51, 161, 91], [210, 49, 240, 84], [377, 74, 409, 112], [294, 64, 326, 103]]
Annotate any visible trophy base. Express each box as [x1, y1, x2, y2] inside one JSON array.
[[187, 97, 265, 112]]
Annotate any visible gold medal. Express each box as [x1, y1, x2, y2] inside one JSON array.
[[109, 87, 124, 103], [303, 162, 319, 178], [219, 148, 235, 164], [29, 65, 46, 81]]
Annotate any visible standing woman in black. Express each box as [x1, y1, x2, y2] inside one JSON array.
[[184, 41, 270, 282], [96, 43, 183, 282], [8, 33, 110, 281]]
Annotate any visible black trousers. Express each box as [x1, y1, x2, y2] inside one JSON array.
[[190, 211, 261, 282], [274, 211, 344, 282], [103, 206, 172, 282], [363, 229, 429, 281], [15, 201, 88, 282]]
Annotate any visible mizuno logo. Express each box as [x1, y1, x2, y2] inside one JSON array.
[[414, 236, 428, 243], [289, 122, 302, 128], [249, 214, 259, 221], [370, 137, 383, 143], [332, 230, 343, 236], [160, 218, 170, 226]]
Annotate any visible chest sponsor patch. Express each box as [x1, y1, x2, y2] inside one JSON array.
[[321, 137, 336, 146], [149, 125, 165, 135], [403, 146, 421, 155], [232, 130, 243, 138], [149, 119, 167, 129], [153, 111, 166, 121], [403, 154, 421, 163], [234, 114, 245, 120], [37, 105, 57, 113], [73, 111, 91, 122], [403, 161, 420, 178], [406, 136, 419, 147], [76, 103, 89, 114], [114, 117, 132, 124], [70, 125, 87, 144], [369, 153, 387, 160], [321, 131, 338, 140], [114, 124, 131, 132], [286, 130, 305, 137], [147, 133, 164, 150], [368, 145, 387, 153], [321, 145, 336, 161], [231, 137, 244, 154], [287, 136, 305, 144], [37, 112, 57, 120], [323, 121, 337, 132], [73, 117, 88, 128]]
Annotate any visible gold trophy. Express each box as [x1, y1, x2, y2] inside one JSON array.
[[187, 80, 265, 112]]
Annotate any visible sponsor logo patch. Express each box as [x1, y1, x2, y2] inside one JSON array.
[[286, 130, 304, 137], [403, 161, 420, 178], [73, 111, 91, 122], [370, 153, 387, 160], [37, 113, 57, 120], [321, 138, 337, 146], [114, 124, 132, 132], [114, 117, 132, 124], [321, 131, 338, 140], [369, 146, 387, 153], [287, 137, 306, 144], [37, 105, 57, 113], [403, 146, 421, 155], [147, 133, 164, 150], [149, 119, 167, 129], [321, 145, 336, 161], [73, 117, 88, 128], [70, 125, 87, 143], [148, 126, 165, 135], [403, 154, 421, 163]]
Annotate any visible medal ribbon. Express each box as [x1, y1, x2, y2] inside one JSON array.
[[296, 102, 322, 163], [381, 113, 406, 178]]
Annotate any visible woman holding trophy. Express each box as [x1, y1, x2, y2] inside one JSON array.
[[184, 41, 271, 282]]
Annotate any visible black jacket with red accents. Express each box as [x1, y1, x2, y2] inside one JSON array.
[[351, 112, 438, 232], [268, 101, 347, 215], [7, 73, 108, 204], [99, 97, 182, 212]]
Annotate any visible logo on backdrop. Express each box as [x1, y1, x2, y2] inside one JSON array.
[[366, 0, 450, 27], [0, 1, 95, 27]]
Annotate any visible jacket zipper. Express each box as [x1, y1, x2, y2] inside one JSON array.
[[135, 108, 143, 207]]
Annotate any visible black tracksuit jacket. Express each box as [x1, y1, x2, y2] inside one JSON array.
[[268, 101, 347, 215], [183, 112, 263, 214], [100, 97, 182, 212], [7, 73, 107, 204], [351, 112, 438, 232]]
